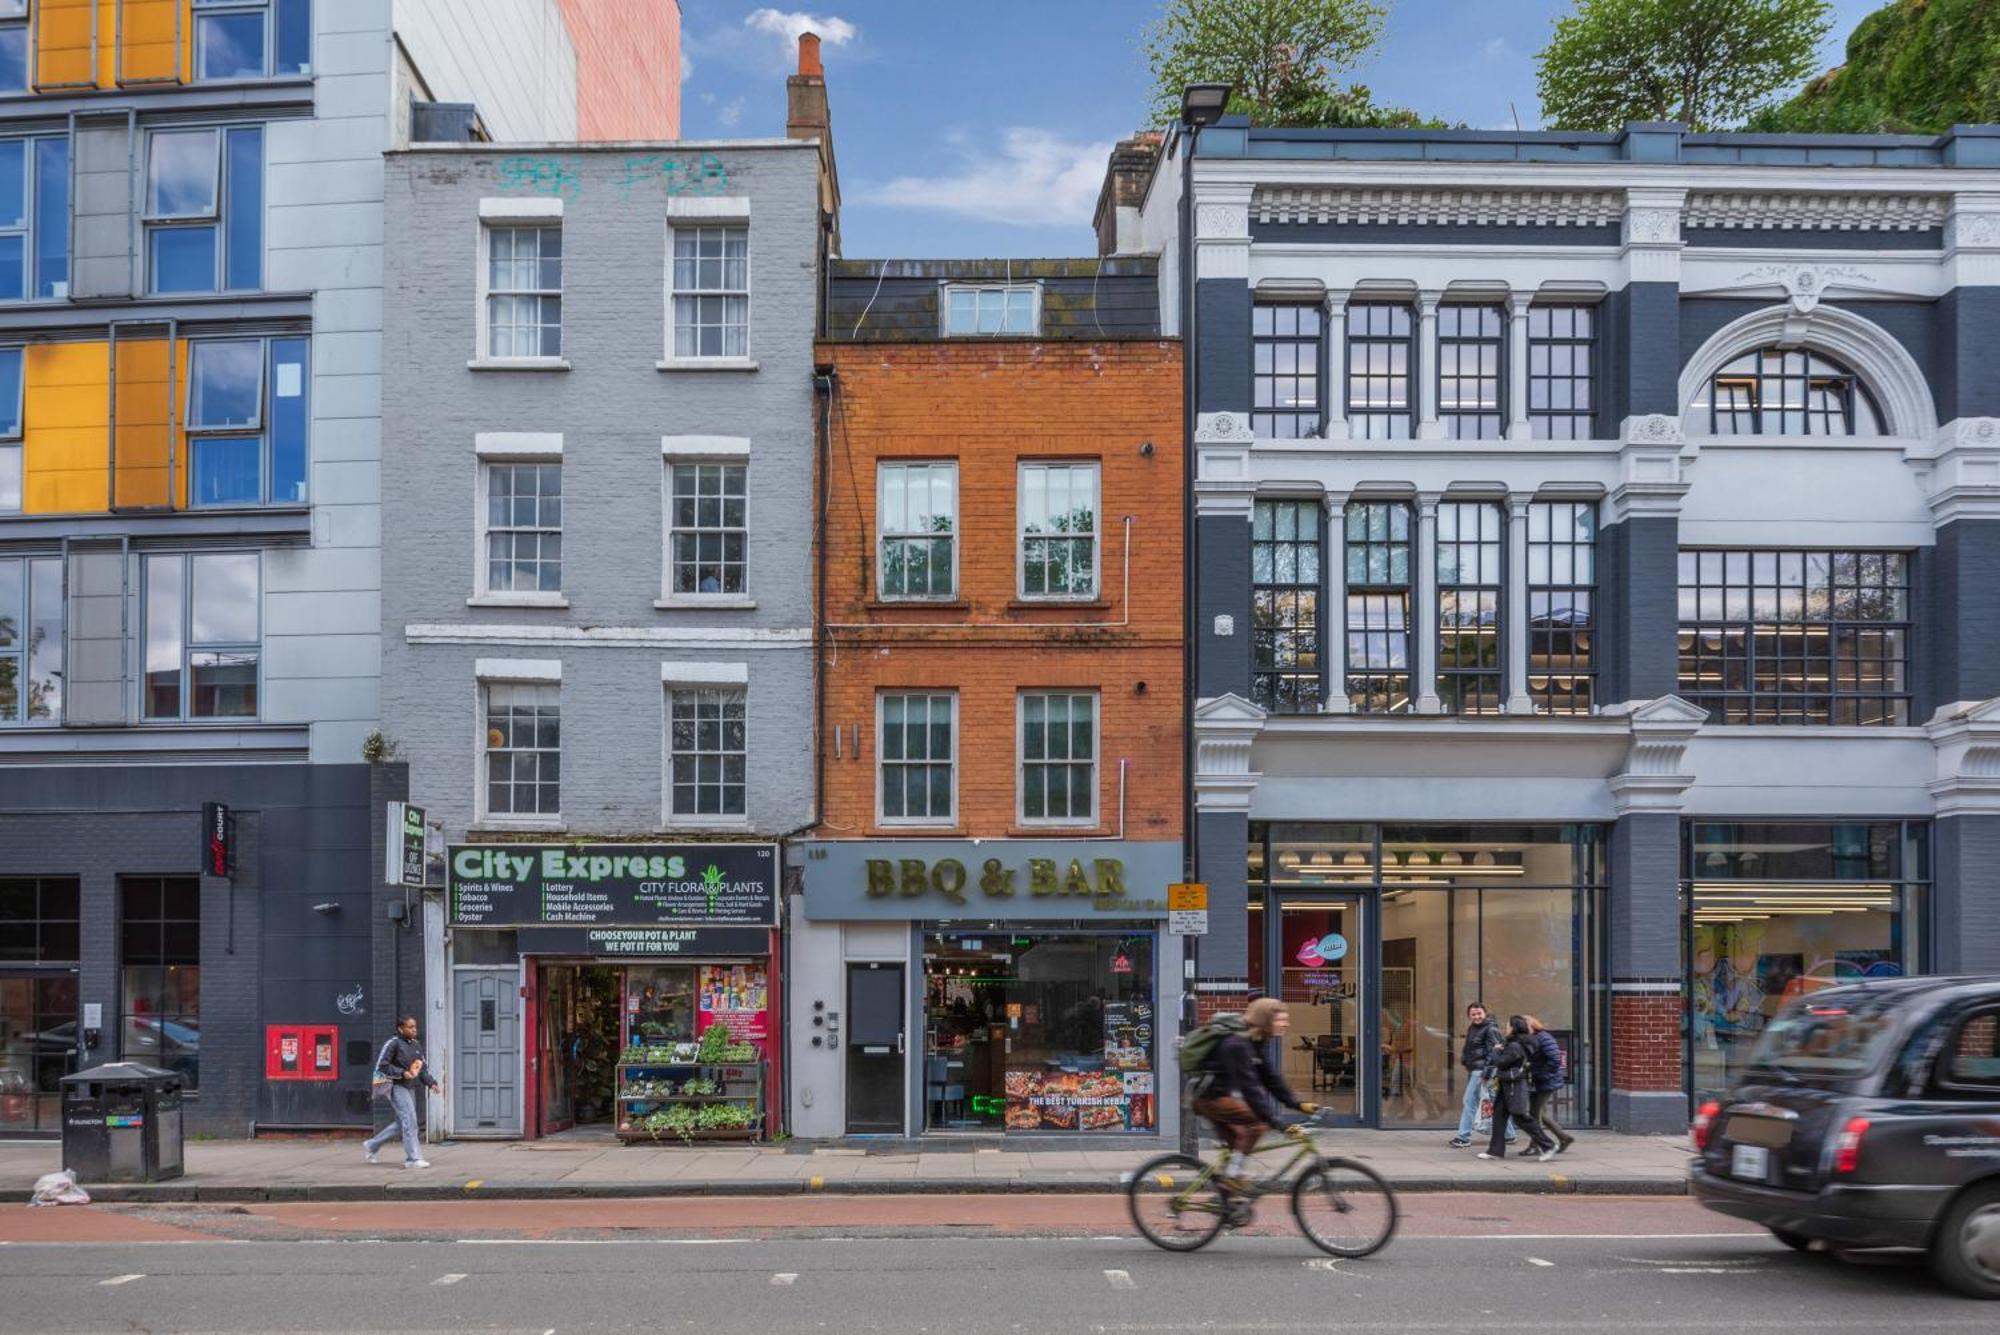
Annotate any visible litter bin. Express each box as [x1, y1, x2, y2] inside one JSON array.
[[60, 1062, 185, 1184]]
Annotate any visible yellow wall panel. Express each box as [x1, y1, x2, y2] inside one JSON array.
[[118, 0, 186, 86], [34, 0, 99, 90], [21, 339, 191, 514], [23, 343, 110, 514]]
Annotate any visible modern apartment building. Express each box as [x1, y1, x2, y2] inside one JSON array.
[[0, 0, 678, 1137], [1140, 117, 2000, 1134], [789, 258, 1184, 1142], [380, 39, 835, 1141]]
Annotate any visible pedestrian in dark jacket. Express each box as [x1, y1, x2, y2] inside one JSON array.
[[1477, 1016, 1557, 1161], [364, 1015, 441, 1169], [1450, 1002, 1512, 1148], [1191, 998, 1318, 1191], [1525, 1015, 1575, 1156]]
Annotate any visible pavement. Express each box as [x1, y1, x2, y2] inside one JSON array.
[[0, 1127, 1696, 1202]]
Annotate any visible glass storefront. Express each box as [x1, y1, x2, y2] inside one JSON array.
[[1249, 824, 1606, 1128], [922, 928, 1157, 1134], [1684, 821, 1927, 1106]]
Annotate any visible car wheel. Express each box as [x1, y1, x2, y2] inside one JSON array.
[[1768, 1226, 1814, 1252], [1929, 1183, 2000, 1300]]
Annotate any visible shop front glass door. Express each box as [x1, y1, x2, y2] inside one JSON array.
[[538, 965, 576, 1133], [0, 973, 75, 1135], [1273, 899, 1365, 1124]]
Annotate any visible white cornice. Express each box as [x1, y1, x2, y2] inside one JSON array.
[[1197, 159, 2000, 195], [1684, 191, 1946, 232], [1926, 697, 2000, 817], [1253, 186, 1622, 228]]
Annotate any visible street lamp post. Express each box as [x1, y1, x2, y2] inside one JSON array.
[[1178, 82, 1229, 1156]]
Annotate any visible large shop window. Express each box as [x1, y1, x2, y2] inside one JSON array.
[[1249, 824, 1607, 1129], [142, 552, 260, 721], [1677, 549, 1910, 724], [924, 930, 1156, 1133], [1436, 501, 1504, 715], [1528, 501, 1596, 714], [1343, 501, 1413, 714], [1, 877, 79, 1135], [144, 126, 264, 296], [0, 554, 62, 725], [1252, 303, 1322, 439], [120, 876, 200, 1090], [1251, 499, 1322, 712], [1685, 821, 1927, 1108], [0, 135, 70, 301]]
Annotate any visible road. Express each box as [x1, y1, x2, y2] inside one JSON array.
[[1, 1194, 1989, 1332]]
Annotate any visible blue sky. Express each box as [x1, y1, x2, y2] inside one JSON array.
[[678, 1, 1887, 259]]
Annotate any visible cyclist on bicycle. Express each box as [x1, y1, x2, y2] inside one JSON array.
[[1191, 998, 1317, 1193]]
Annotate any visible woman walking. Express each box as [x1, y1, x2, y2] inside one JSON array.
[[1477, 1015, 1557, 1162], [1524, 1015, 1576, 1156]]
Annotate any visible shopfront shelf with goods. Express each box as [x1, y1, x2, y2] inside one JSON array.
[[616, 1045, 765, 1142]]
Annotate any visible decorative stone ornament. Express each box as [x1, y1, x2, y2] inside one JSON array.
[[1194, 411, 1254, 444], [1733, 263, 1875, 315]]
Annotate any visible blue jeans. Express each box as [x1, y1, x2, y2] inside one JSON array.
[[365, 1083, 422, 1162], [1455, 1070, 1514, 1141]]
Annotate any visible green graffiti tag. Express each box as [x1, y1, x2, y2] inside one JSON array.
[[616, 152, 730, 201], [495, 156, 581, 199]]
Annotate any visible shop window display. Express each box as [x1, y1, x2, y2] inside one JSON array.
[[923, 931, 1155, 1133]]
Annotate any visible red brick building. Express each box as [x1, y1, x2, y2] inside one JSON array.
[[787, 260, 1185, 1143]]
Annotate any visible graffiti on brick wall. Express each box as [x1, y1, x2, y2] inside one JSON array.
[[489, 154, 731, 204]]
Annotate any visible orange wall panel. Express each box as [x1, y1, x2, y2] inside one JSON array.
[[118, 0, 190, 85], [34, 0, 99, 89], [110, 338, 186, 510], [23, 342, 111, 514], [814, 340, 1184, 842]]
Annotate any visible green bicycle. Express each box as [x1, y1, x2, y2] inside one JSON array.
[[1126, 1116, 1398, 1256]]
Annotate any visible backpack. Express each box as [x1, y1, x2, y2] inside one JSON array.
[[1177, 1012, 1248, 1083]]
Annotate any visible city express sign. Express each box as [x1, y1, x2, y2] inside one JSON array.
[[796, 840, 1182, 921]]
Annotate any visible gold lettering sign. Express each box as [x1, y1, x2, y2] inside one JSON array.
[[867, 856, 1132, 908]]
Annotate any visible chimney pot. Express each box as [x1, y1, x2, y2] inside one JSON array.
[[798, 32, 823, 77]]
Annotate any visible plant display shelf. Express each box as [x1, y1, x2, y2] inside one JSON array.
[[615, 1059, 764, 1144]]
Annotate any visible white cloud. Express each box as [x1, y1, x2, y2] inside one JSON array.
[[681, 50, 695, 85], [746, 8, 857, 53], [717, 98, 747, 129], [1482, 36, 1512, 62], [859, 128, 1116, 228]]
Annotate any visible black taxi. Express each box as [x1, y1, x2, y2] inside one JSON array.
[[1689, 975, 2000, 1297]]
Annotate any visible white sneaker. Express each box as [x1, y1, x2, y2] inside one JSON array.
[[364, 1146, 378, 1164], [1476, 1151, 1500, 1160], [1537, 1149, 1559, 1162], [404, 1159, 431, 1169]]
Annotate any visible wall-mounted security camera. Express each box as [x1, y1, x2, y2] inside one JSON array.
[[1138, 441, 1156, 457]]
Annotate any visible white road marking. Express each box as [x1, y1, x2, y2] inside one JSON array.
[[1527, 1257, 1554, 1267], [1104, 1268, 1137, 1290], [98, 1274, 145, 1287], [453, 1237, 751, 1245], [432, 1273, 467, 1286], [771, 1273, 798, 1286]]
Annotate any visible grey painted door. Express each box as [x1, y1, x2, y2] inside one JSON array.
[[452, 967, 520, 1136]]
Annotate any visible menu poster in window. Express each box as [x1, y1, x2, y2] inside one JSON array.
[[696, 964, 769, 1043], [1002, 1070, 1134, 1132], [1102, 999, 1153, 1071]]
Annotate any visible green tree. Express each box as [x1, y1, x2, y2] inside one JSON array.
[[1536, 0, 1833, 131], [1749, 0, 2000, 134], [1144, 0, 1442, 129]]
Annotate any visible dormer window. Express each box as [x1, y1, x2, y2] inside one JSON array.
[[942, 283, 1038, 336]]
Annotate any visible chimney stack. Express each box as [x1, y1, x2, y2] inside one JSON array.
[[1092, 132, 1164, 256], [786, 31, 841, 255]]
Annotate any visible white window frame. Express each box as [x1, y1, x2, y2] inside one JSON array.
[[1016, 460, 1102, 601], [1016, 689, 1099, 828], [471, 443, 566, 608], [471, 199, 569, 371], [941, 282, 1041, 337], [474, 662, 563, 829], [876, 690, 958, 828], [876, 460, 958, 601], [662, 663, 751, 829], [661, 206, 755, 371], [660, 454, 752, 608]]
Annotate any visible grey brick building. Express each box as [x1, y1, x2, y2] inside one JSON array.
[[381, 79, 837, 1137]]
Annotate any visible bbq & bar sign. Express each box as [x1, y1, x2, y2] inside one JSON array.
[[449, 844, 778, 927]]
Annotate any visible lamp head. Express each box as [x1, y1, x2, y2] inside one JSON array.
[[1180, 82, 1232, 128]]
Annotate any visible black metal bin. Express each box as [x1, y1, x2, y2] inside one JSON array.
[[60, 1062, 185, 1183]]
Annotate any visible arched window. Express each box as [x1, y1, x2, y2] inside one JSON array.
[[1689, 347, 1883, 437]]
